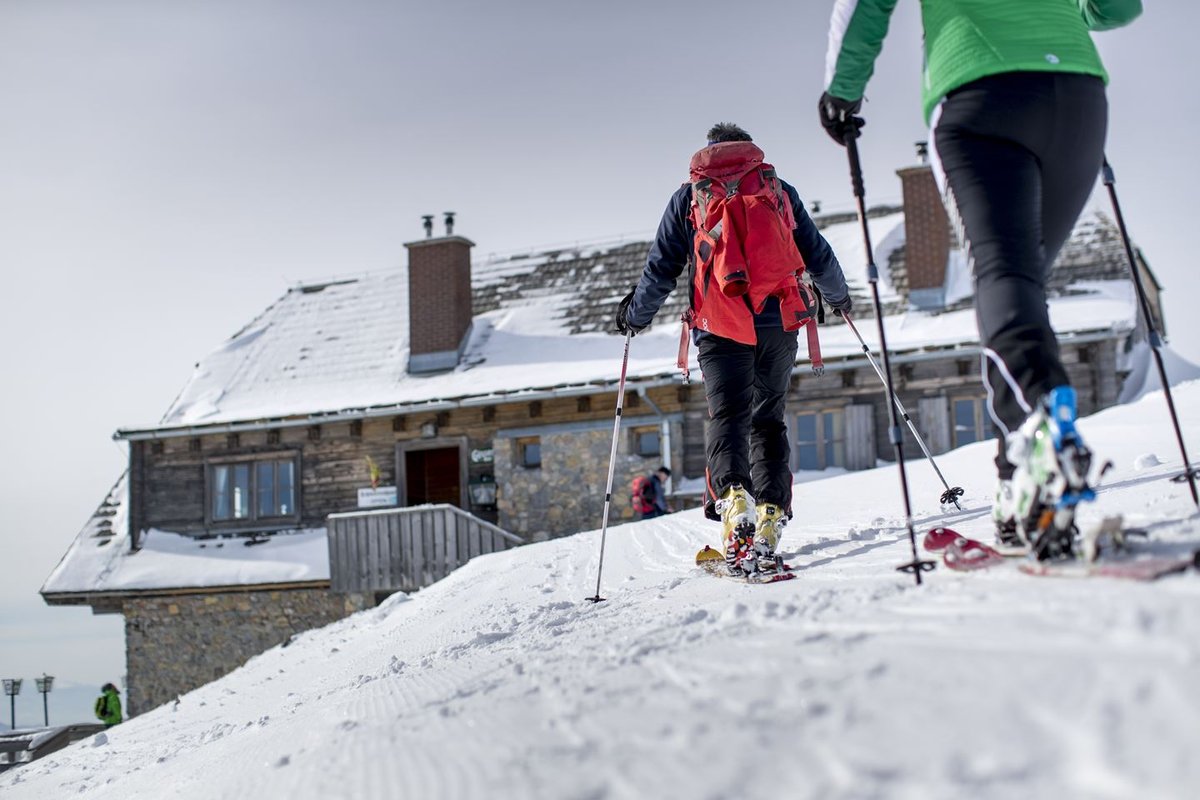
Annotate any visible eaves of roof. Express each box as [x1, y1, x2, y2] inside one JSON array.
[[112, 325, 1129, 442], [41, 579, 332, 606]]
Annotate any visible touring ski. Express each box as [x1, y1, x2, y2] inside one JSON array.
[[922, 522, 1200, 582], [694, 545, 796, 584]]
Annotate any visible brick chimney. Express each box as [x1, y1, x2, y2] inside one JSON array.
[[896, 143, 951, 310], [404, 212, 475, 373]]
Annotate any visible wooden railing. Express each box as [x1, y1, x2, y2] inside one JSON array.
[[326, 505, 523, 594]]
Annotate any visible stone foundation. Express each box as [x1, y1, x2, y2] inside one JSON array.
[[123, 587, 371, 716], [496, 421, 682, 539]]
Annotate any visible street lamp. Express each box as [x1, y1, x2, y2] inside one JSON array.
[[2, 678, 20, 730], [35, 675, 54, 727]]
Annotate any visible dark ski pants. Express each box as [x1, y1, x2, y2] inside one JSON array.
[[698, 327, 798, 516], [933, 71, 1107, 478]]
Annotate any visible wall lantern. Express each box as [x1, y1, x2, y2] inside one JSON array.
[[420, 422, 438, 439], [468, 475, 497, 507]]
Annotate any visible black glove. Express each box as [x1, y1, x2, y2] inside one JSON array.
[[828, 294, 853, 318], [615, 288, 646, 336], [818, 92, 865, 146]]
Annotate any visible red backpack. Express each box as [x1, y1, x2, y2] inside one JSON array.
[[631, 475, 655, 514], [677, 141, 823, 379]]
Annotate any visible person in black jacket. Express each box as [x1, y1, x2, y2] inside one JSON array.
[[616, 122, 851, 573]]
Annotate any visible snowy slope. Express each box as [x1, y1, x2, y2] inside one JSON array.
[[6, 385, 1199, 800]]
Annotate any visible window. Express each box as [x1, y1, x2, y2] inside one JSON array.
[[517, 437, 541, 468], [633, 426, 661, 458], [952, 397, 995, 447], [210, 457, 297, 523], [796, 410, 844, 471]]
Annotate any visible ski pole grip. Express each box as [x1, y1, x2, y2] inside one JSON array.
[[1101, 158, 1115, 186]]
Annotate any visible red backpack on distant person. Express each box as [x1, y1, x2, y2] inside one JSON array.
[[677, 141, 822, 379], [631, 475, 655, 515]]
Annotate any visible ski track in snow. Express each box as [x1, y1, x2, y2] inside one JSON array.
[[5, 386, 1200, 800]]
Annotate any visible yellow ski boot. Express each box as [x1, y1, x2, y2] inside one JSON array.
[[716, 485, 756, 574], [754, 503, 788, 571]]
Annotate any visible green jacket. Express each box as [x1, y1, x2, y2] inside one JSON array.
[[824, 0, 1143, 123], [94, 689, 122, 725]]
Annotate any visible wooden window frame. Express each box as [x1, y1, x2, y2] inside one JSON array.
[[516, 436, 542, 469], [631, 425, 662, 458], [204, 450, 302, 530], [951, 396, 990, 448], [793, 408, 846, 471]]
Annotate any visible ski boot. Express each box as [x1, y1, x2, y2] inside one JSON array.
[[991, 479, 1024, 549], [1007, 386, 1095, 561], [753, 503, 788, 573], [716, 485, 756, 575]]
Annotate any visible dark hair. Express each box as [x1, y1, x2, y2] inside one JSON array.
[[657, 466, 672, 476], [706, 122, 753, 144], [102, 683, 117, 693]]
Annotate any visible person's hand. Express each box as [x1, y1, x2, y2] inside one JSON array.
[[615, 288, 646, 336], [828, 294, 853, 318], [818, 92, 865, 146]]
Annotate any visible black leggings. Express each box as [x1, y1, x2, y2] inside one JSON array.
[[933, 71, 1107, 477], [698, 327, 798, 515]]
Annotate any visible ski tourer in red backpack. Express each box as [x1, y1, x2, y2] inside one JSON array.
[[616, 122, 853, 575]]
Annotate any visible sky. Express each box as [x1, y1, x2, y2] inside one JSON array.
[[0, 0, 1195, 727]]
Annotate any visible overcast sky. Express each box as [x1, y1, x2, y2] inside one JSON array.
[[0, 1, 1193, 726]]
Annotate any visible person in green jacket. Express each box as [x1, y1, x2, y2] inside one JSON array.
[[94, 683, 122, 727], [817, 1, 1142, 560]]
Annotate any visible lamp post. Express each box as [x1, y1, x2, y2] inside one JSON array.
[[35, 675, 54, 727], [2, 678, 21, 730]]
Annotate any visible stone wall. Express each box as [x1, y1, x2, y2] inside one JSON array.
[[123, 587, 371, 716], [496, 420, 683, 540]]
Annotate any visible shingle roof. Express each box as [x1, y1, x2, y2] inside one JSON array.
[[125, 207, 1140, 435]]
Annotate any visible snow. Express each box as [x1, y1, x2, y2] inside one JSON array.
[[1117, 341, 1200, 404], [817, 211, 906, 302], [145, 254, 1138, 433], [41, 474, 330, 595], [9, 383, 1200, 799]]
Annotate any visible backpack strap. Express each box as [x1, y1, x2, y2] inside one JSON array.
[[760, 167, 797, 230], [677, 314, 691, 383]]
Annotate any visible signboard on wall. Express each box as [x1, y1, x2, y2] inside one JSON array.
[[471, 448, 494, 464], [357, 486, 398, 508]]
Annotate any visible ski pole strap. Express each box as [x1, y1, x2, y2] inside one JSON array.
[[806, 319, 823, 376], [677, 314, 691, 383]]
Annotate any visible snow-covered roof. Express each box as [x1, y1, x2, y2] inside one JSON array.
[[41, 474, 330, 598], [121, 209, 1138, 436]]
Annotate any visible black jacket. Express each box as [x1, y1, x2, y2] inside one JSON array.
[[626, 181, 851, 332]]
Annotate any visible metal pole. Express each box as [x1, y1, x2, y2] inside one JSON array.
[[843, 314, 964, 509], [1101, 158, 1198, 507], [8, 694, 13, 730], [586, 331, 634, 603], [843, 132, 935, 584], [42, 691, 48, 727]]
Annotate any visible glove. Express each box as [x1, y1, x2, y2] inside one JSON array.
[[828, 294, 853, 318], [818, 92, 865, 146], [615, 288, 646, 336]]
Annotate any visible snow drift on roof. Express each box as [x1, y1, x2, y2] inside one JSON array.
[[41, 474, 330, 596]]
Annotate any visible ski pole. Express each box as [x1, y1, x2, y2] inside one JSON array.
[[842, 313, 965, 509], [586, 330, 634, 603], [1101, 158, 1198, 507], [842, 128, 935, 584]]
